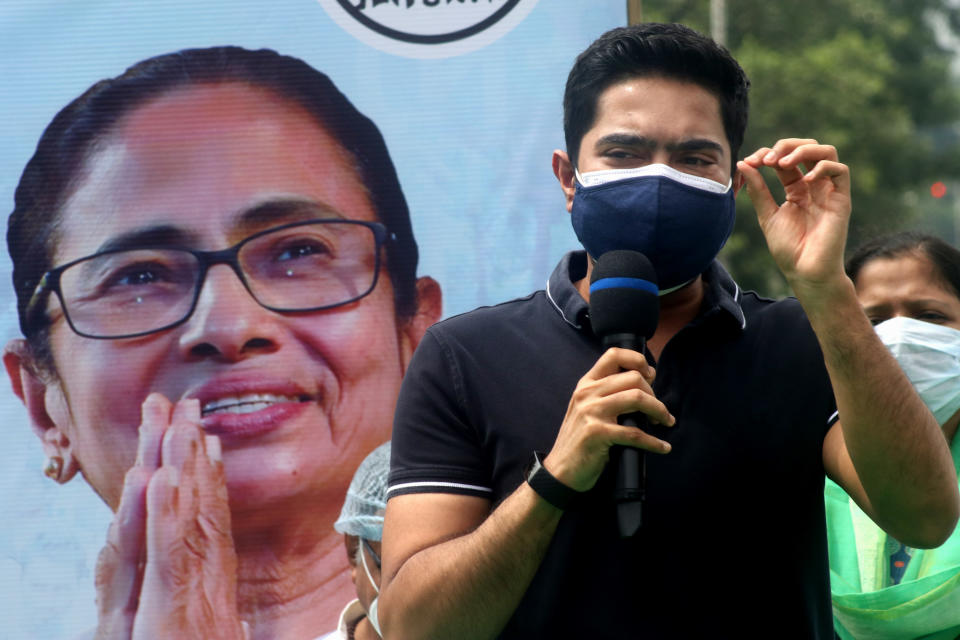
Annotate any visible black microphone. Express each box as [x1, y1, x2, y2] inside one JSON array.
[[588, 250, 660, 538]]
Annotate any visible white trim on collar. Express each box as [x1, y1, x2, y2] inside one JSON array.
[[546, 277, 583, 330]]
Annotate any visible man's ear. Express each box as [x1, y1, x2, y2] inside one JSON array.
[[3, 338, 79, 483], [398, 277, 442, 372], [552, 149, 577, 213]]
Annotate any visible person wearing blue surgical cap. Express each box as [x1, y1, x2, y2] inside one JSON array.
[[324, 442, 390, 640]]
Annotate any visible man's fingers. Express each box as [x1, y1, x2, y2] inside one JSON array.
[[743, 140, 835, 190], [608, 423, 672, 454], [778, 142, 838, 168], [577, 349, 674, 425], [763, 138, 820, 165], [737, 160, 778, 224], [769, 142, 842, 190], [585, 370, 673, 426], [591, 367, 655, 397], [739, 140, 849, 229], [803, 159, 850, 194], [740, 146, 772, 167], [604, 387, 675, 427], [586, 347, 655, 382], [550, 347, 678, 490]]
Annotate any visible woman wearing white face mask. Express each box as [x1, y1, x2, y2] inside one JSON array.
[[826, 231, 960, 640]]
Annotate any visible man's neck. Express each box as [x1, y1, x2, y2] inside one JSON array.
[[648, 278, 704, 361], [577, 259, 705, 362]]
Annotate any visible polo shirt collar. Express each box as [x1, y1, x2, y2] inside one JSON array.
[[545, 251, 746, 332], [545, 251, 590, 330], [700, 260, 748, 331]]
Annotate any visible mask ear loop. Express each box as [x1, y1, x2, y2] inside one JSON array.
[[574, 167, 585, 186], [658, 280, 694, 296], [359, 538, 384, 637], [360, 538, 380, 594]]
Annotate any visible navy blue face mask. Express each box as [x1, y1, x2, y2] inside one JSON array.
[[571, 164, 736, 290]]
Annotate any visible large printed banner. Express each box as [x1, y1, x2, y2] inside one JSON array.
[[0, 1, 625, 636]]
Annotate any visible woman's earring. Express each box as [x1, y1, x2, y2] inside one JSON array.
[[43, 455, 63, 482]]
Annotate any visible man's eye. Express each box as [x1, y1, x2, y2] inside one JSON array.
[[603, 147, 649, 161], [867, 315, 888, 326], [681, 156, 712, 166]]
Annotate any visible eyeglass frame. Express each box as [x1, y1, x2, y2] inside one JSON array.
[[361, 537, 382, 570], [24, 218, 395, 340]]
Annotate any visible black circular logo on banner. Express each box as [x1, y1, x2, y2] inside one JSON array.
[[319, 0, 539, 58], [335, 0, 522, 45]]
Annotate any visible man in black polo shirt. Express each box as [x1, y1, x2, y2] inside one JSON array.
[[379, 23, 960, 639]]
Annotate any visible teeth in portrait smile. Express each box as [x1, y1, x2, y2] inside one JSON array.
[[201, 393, 304, 416]]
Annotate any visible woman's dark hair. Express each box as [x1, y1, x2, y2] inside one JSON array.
[[9, 46, 420, 366], [563, 22, 750, 173], [846, 231, 960, 299]]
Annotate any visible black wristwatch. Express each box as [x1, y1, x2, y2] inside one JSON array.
[[525, 451, 583, 511]]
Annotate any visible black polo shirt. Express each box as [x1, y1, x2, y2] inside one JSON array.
[[390, 251, 837, 638]]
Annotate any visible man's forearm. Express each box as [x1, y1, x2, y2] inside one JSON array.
[[379, 484, 563, 640], [801, 278, 959, 546]]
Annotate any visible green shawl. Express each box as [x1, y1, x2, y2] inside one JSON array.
[[826, 435, 960, 639]]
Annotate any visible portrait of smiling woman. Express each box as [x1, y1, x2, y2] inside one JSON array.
[[3, 46, 440, 639]]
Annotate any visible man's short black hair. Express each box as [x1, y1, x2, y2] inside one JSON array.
[[563, 22, 750, 173], [846, 231, 960, 300], [9, 46, 419, 364]]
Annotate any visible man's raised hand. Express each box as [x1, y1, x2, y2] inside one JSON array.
[[738, 139, 852, 302]]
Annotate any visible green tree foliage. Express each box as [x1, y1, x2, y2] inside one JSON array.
[[644, 0, 960, 295]]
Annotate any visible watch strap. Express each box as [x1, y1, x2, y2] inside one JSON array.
[[526, 451, 582, 511]]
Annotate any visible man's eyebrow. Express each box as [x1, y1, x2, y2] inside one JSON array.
[[595, 133, 723, 153], [665, 138, 725, 153], [594, 133, 657, 150], [593, 134, 724, 154], [97, 225, 195, 253]]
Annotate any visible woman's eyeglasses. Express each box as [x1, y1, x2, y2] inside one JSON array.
[[26, 218, 393, 339]]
